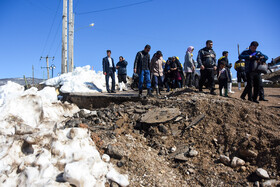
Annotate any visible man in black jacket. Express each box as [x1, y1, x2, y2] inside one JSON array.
[[116, 56, 128, 91], [197, 40, 217, 95], [134, 45, 153, 97], [102, 50, 116, 93]]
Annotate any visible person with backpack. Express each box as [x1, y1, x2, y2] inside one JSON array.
[[234, 59, 247, 90], [133, 45, 153, 97], [151, 51, 164, 96], [116, 56, 128, 91]]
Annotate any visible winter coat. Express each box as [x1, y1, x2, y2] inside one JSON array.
[[197, 47, 217, 68], [134, 50, 151, 74], [184, 51, 195, 73], [151, 56, 164, 76], [102, 56, 116, 73], [239, 49, 268, 73], [234, 60, 246, 72], [116, 60, 128, 75]]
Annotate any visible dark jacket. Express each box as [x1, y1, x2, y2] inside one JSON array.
[[134, 50, 151, 74], [164, 62, 173, 80], [239, 49, 268, 73], [197, 47, 217, 68], [116, 60, 128, 75], [218, 68, 229, 81], [103, 57, 116, 73], [217, 56, 231, 70]]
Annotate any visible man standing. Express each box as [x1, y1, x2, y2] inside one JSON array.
[[234, 59, 247, 90], [102, 50, 116, 93], [197, 40, 217, 95], [217, 51, 234, 93], [134, 45, 153, 97], [239, 41, 268, 103]]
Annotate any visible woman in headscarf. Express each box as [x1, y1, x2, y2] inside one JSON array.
[[184, 46, 195, 87], [151, 51, 164, 95]]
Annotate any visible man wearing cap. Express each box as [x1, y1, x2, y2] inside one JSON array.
[[197, 40, 217, 95]]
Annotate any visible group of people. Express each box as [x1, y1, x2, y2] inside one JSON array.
[[102, 40, 268, 103]]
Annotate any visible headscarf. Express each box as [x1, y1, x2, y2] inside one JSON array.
[[187, 46, 194, 53]]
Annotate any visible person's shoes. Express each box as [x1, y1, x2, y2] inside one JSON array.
[[248, 98, 253, 101], [199, 89, 203, 92], [147, 89, 154, 97], [210, 91, 216, 95], [240, 96, 246, 100], [259, 98, 268, 101], [107, 90, 111, 93], [111, 90, 116, 93], [253, 99, 259, 104], [139, 90, 143, 97]]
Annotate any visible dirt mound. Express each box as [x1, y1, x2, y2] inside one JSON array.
[[65, 88, 280, 186]]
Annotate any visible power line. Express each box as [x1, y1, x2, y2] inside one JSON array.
[[48, 19, 62, 55], [76, 0, 153, 15], [40, 0, 62, 57]]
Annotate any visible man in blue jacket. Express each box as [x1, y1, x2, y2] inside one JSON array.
[[102, 50, 116, 93], [239, 41, 268, 103], [134, 45, 153, 97]]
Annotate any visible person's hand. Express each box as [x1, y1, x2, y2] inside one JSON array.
[[103, 72, 107, 75], [260, 56, 265, 59], [116, 66, 119, 69], [213, 66, 217, 71], [200, 65, 205, 70], [210, 54, 215, 58], [249, 55, 252, 58], [134, 69, 136, 73]]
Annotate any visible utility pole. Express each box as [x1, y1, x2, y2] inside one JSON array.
[[61, 0, 68, 74], [68, 0, 74, 72], [32, 65, 34, 85], [41, 56, 54, 79]]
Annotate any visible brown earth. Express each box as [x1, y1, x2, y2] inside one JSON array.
[[65, 87, 280, 187]]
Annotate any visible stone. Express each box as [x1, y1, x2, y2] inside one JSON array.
[[174, 153, 188, 161], [256, 168, 270, 179], [140, 107, 181, 124], [78, 109, 92, 118], [117, 161, 124, 167], [102, 154, 110, 162], [188, 149, 198, 157], [134, 108, 146, 114], [106, 145, 124, 160], [240, 166, 246, 172], [231, 157, 245, 168], [254, 181, 260, 187], [239, 149, 258, 158], [158, 124, 168, 134], [220, 155, 231, 165], [15, 124, 34, 135], [110, 181, 119, 187], [262, 179, 280, 187], [79, 123, 88, 129], [65, 119, 82, 128], [187, 168, 195, 174], [174, 116, 183, 122], [170, 146, 176, 153]]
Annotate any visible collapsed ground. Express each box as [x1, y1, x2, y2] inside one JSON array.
[[65, 88, 280, 186]]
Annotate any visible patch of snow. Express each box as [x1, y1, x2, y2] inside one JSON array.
[[45, 65, 118, 93], [0, 82, 129, 187]]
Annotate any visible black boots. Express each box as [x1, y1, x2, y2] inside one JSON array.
[[147, 89, 154, 97], [139, 89, 143, 97]]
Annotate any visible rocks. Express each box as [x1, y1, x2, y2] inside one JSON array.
[[102, 154, 110, 162], [140, 107, 181, 124], [188, 149, 198, 157], [158, 124, 168, 134], [231, 157, 245, 168], [256, 168, 270, 179], [262, 179, 280, 187], [239, 149, 258, 158], [106, 145, 124, 160], [220, 155, 231, 165], [174, 153, 188, 161], [117, 161, 124, 167], [65, 119, 82, 128]]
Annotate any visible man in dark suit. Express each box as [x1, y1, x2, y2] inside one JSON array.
[[103, 50, 116, 93]]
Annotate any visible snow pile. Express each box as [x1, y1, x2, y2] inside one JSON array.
[[45, 65, 118, 93], [0, 82, 129, 187]]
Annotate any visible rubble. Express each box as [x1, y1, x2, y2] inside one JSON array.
[[256, 168, 270, 179], [140, 107, 181, 124]]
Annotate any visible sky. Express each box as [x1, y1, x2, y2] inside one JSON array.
[[0, 0, 280, 79]]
